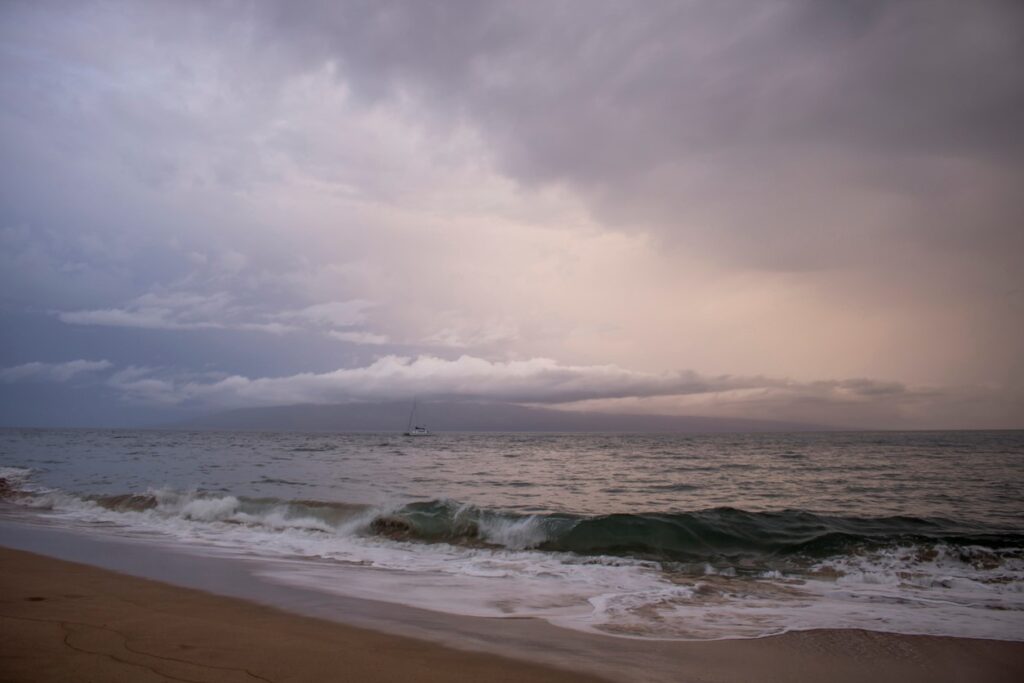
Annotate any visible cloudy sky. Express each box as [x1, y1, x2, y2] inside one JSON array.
[[1, 0, 1022, 429]]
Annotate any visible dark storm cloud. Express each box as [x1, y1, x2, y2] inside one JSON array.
[[5, 0, 1020, 284], [244, 0, 1024, 267]]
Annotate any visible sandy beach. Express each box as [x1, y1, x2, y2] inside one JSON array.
[[1, 547, 1022, 683], [0, 547, 603, 683]]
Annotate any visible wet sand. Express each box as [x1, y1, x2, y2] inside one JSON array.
[[1, 547, 1022, 683]]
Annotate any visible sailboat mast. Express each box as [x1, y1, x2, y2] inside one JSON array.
[[406, 400, 416, 431]]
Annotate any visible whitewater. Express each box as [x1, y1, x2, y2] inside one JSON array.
[[1, 429, 1022, 641]]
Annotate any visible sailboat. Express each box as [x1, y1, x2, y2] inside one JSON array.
[[403, 400, 432, 436]]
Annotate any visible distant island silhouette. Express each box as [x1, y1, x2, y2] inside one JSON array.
[[170, 400, 830, 433]]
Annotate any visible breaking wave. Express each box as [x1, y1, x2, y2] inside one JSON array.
[[5, 473, 1021, 574], [3, 470, 1023, 641]]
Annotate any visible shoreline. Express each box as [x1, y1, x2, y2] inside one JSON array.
[[2, 544, 1023, 683]]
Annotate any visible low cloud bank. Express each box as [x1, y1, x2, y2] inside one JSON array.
[[106, 354, 920, 410], [0, 360, 113, 383], [4, 354, 1015, 428]]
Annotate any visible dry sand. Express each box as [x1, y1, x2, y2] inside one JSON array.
[[1, 547, 1022, 683]]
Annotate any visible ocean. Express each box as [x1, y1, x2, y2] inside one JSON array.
[[1, 428, 1022, 641]]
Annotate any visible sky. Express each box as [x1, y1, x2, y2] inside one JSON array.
[[1, 0, 1022, 429]]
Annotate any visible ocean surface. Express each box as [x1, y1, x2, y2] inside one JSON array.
[[1, 428, 1022, 641]]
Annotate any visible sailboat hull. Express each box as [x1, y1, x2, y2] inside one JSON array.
[[404, 401, 431, 435]]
